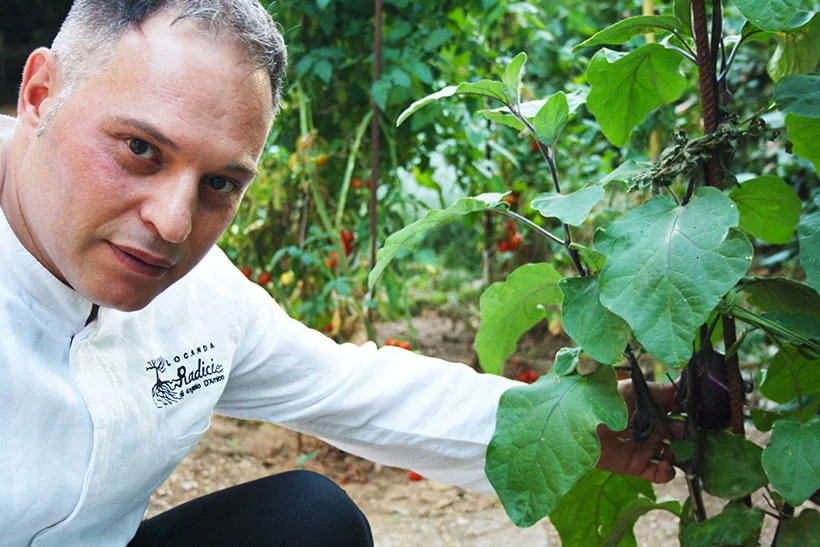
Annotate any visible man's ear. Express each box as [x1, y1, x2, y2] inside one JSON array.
[[17, 48, 61, 130]]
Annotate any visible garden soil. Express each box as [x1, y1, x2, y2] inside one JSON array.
[[147, 312, 779, 546]]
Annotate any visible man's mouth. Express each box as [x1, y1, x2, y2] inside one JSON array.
[[109, 243, 174, 277]]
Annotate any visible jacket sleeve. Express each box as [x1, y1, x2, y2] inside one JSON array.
[[215, 280, 518, 493]]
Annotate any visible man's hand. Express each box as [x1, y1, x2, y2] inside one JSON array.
[[596, 380, 681, 483]]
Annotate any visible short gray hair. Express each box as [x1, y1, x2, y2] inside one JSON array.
[[50, 0, 287, 115]]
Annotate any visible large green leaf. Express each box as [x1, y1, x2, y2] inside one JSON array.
[[531, 185, 605, 227], [762, 415, 820, 505], [728, 175, 802, 244], [559, 276, 632, 365], [367, 193, 506, 288], [679, 501, 764, 547], [574, 16, 682, 50], [739, 276, 820, 319], [474, 263, 563, 375], [700, 431, 768, 500], [760, 345, 820, 404], [587, 44, 687, 146], [778, 509, 820, 547], [786, 113, 820, 172], [776, 74, 820, 118], [596, 187, 752, 367], [549, 469, 654, 547], [734, 0, 803, 32], [799, 209, 820, 291], [486, 367, 627, 527]]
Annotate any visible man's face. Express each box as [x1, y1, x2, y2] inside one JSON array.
[[14, 14, 273, 311]]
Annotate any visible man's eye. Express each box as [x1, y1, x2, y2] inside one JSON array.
[[203, 176, 237, 194], [128, 138, 158, 161]]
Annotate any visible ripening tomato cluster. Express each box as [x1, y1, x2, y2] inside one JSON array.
[[350, 177, 372, 190], [498, 219, 523, 252], [340, 229, 355, 256], [326, 230, 356, 270], [384, 337, 412, 350]]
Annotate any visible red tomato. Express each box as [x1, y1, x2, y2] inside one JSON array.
[[256, 271, 272, 285], [508, 232, 523, 250], [240, 266, 252, 279]]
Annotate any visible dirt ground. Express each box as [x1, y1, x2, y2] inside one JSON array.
[[146, 312, 783, 546]]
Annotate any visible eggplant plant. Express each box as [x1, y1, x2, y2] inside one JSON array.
[[370, 0, 819, 544]]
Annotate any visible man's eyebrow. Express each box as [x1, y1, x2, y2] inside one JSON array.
[[115, 116, 259, 180], [116, 117, 179, 151], [225, 162, 259, 181]]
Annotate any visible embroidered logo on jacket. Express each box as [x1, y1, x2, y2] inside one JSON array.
[[145, 343, 226, 408]]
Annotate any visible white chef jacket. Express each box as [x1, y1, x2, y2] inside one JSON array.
[[0, 206, 517, 546]]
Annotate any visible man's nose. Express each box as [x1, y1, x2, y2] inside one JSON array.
[[140, 175, 197, 244]]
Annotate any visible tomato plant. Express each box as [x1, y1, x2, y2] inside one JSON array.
[[371, 1, 820, 544]]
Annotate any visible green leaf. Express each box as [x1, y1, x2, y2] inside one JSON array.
[[760, 345, 820, 404], [768, 13, 820, 82], [750, 395, 820, 432], [674, 0, 692, 37], [549, 469, 654, 546], [502, 52, 527, 105], [700, 431, 768, 499], [603, 498, 681, 547], [739, 276, 820, 319], [799, 209, 820, 290], [531, 92, 569, 145], [553, 347, 582, 376], [587, 45, 687, 146], [531, 185, 605, 227], [762, 415, 820, 505], [728, 175, 802, 244], [396, 80, 509, 126], [559, 277, 632, 365], [479, 109, 526, 132], [596, 187, 753, 367], [570, 242, 608, 274], [777, 509, 820, 547], [601, 160, 655, 189], [761, 312, 820, 344], [734, 0, 803, 32], [574, 15, 682, 50], [671, 439, 695, 461], [486, 367, 627, 527], [776, 74, 820, 118], [520, 90, 587, 118], [368, 193, 506, 288], [474, 263, 563, 375], [679, 500, 764, 547], [787, 114, 820, 173]]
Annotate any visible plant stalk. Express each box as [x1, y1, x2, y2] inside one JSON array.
[[690, 0, 723, 196]]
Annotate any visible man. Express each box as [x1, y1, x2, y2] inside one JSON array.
[[0, 1, 677, 545]]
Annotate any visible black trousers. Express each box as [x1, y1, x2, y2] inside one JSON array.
[[129, 470, 373, 546]]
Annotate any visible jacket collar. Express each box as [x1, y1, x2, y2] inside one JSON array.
[[0, 206, 95, 331]]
